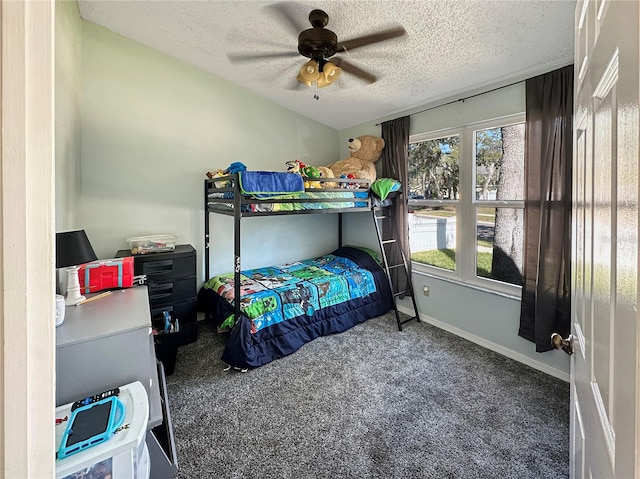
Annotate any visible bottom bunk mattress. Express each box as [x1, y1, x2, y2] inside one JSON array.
[[198, 246, 394, 369]]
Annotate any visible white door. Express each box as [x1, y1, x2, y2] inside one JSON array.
[[570, 1, 639, 478]]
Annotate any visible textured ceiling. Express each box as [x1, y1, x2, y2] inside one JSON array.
[[76, 0, 576, 130]]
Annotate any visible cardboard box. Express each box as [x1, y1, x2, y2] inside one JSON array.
[[79, 257, 134, 294]]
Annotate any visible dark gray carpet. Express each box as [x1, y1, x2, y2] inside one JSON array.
[[165, 315, 569, 479]]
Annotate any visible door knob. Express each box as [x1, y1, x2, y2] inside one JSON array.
[[551, 333, 574, 355]]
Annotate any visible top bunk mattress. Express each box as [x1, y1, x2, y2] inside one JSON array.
[[208, 190, 370, 212], [205, 171, 372, 213]]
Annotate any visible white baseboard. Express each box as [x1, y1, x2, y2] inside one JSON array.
[[397, 305, 570, 383]]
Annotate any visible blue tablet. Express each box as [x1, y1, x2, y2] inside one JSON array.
[[57, 396, 125, 459]]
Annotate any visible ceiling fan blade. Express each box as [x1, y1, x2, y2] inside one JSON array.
[[337, 26, 406, 53], [332, 58, 377, 84], [264, 2, 308, 39], [227, 51, 300, 63]]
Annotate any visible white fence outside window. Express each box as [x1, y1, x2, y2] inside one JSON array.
[[408, 214, 456, 252]]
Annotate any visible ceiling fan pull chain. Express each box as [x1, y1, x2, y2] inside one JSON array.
[[314, 81, 319, 100]]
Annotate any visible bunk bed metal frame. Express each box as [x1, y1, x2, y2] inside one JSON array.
[[203, 173, 418, 332], [371, 206, 420, 330]]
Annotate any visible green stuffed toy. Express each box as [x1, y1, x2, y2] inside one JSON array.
[[301, 165, 322, 189]]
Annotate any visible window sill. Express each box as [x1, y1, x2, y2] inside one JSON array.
[[411, 268, 522, 301]]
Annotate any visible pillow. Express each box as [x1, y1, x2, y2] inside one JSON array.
[[345, 245, 383, 266]]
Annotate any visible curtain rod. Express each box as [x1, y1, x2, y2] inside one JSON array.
[[375, 78, 525, 126]]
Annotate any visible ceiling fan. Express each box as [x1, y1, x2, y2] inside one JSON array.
[[227, 5, 406, 97]]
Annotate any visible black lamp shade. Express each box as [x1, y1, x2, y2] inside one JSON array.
[[56, 230, 98, 268]]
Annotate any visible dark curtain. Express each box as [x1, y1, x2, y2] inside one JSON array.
[[380, 116, 411, 294], [518, 65, 573, 352]]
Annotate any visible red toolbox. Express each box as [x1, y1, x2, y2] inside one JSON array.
[[78, 256, 134, 294]]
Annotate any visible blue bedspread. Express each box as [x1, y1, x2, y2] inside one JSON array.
[[198, 246, 393, 368], [238, 171, 304, 198]]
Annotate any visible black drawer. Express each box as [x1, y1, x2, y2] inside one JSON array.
[[151, 299, 197, 323], [151, 299, 197, 345], [116, 245, 196, 279], [115, 244, 198, 346], [137, 254, 195, 280], [148, 276, 196, 308], [178, 320, 197, 345]]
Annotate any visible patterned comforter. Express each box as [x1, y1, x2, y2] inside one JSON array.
[[198, 247, 393, 369], [204, 254, 377, 333]]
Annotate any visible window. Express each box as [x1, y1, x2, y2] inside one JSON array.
[[408, 134, 459, 271], [408, 115, 525, 295]]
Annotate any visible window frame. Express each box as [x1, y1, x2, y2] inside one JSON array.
[[408, 113, 525, 297]]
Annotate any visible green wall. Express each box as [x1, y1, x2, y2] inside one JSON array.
[[55, 0, 82, 231], [70, 20, 341, 280]]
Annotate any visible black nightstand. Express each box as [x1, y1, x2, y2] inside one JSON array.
[[116, 244, 197, 346]]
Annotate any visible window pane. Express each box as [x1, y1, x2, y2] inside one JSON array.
[[475, 125, 524, 201], [476, 207, 523, 286], [410, 206, 456, 271], [409, 135, 459, 200]]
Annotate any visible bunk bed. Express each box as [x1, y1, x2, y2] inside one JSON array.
[[200, 171, 396, 370]]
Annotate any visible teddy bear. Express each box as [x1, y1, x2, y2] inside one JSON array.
[[325, 135, 385, 187], [316, 165, 337, 188]]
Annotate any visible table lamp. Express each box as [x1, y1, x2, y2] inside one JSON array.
[[56, 230, 98, 306]]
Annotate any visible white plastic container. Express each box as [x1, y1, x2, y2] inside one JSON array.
[[55, 381, 150, 479], [127, 234, 177, 255]]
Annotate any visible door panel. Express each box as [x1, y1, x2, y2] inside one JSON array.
[[571, 1, 639, 478], [571, 385, 585, 479], [591, 77, 614, 430]]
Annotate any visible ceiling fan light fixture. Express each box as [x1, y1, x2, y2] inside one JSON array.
[[299, 60, 320, 83], [321, 61, 342, 86], [296, 72, 313, 87], [316, 76, 328, 88]]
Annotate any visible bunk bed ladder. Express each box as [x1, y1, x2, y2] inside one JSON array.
[[372, 205, 420, 331]]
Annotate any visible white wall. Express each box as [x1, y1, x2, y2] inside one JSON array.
[[55, 0, 82, 232], [340, 83, 570, 379], [78, 21, 341, 281]]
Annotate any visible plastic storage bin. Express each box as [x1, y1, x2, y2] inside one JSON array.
[[127, 234, 177, 255], [55, 381, 150, 479]]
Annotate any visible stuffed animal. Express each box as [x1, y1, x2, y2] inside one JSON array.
[[325, 135, 386, 186], [285, 159, 305, 174], [340, 173, 358, 189], [206, 168, 225, 180], [301, 166, 322, 189], [225, 162, 247, 174], [287, 161, 335, 188], [316, 166, 337, 188], [205, 168, 231, 188]]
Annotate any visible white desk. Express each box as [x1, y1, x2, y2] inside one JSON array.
[[56, 286, 163, 428]]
